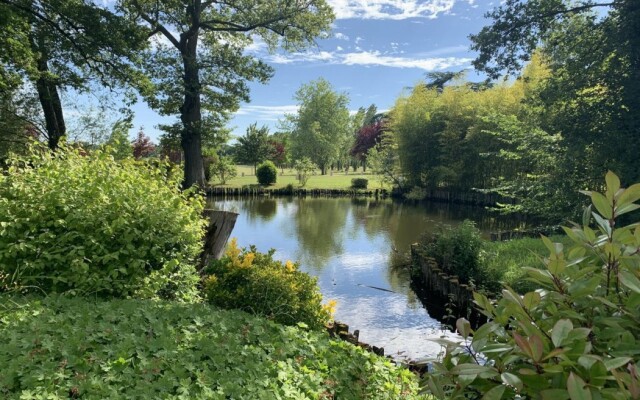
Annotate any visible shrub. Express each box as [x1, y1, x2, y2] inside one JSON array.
[[420, 220, 485, 287], [351, 178, 368, 189], [256, 160, 277, 185], [0, 144, 205, 301], [0, 295, 423, 399], [294, 157, 316, 187], [203, 239, 330, 330], [424, 172, 640, 399], [209, 155, 237, 185]]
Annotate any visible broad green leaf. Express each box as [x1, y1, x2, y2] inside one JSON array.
[[591, 192, 612, 219], [567, 373, 592, 400], [604, 357, 632, 371], [616, 203, 640, 217], [617, 183, 640, 207], [481, 384, 505, 400], [605, 171, 620, 201], [619, 271, 640, 294], [552, 319, 573, 348], [501, 372, 523, 391], [523, 292, 541, 310], [452, 364, 496, 376], [456, 318, 471, 339], [530, 334, 545, 362], [592, 212, 612, 236]]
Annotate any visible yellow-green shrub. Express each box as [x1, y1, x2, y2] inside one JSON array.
[[203, 239, 331, 329], [0, 144, 205, 300]]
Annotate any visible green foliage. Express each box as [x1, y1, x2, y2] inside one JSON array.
[[0, 144, 204, 300], [480, 235, 570, 294], [105, 117, 134, 160], [424, 172, 640, 399], [119, 0, 334, 187], [288, 78, 352, 175], [203, 240, 330, 330], [0, 295, 423, 399], [234, 123, 271, 172], [208, 155, 237, 185], [420, 221, 484, 287], [351, 178, 368, 189], [256, 160, 277, 186], [294, 157, 316, 187]]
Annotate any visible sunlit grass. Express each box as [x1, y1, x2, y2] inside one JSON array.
[[213, 164, 390, 190]]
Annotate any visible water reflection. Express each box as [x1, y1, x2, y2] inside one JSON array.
[[209, 196, 513, 360]]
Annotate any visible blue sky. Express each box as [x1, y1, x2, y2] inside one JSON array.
[[125, 0, 499, 142]]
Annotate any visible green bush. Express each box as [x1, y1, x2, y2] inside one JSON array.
[[0, 295, 423, 399], [420, 220, 485, 287], [0, 144, 205, 301], [256, 160, 277, 185], [351, 178, 368, 189], [424, 172, 640, 399], [208, 155, 237, 185], [203, 239, 330, 330]]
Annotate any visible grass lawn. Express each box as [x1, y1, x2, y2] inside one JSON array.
[[213, 165, 389, 190]]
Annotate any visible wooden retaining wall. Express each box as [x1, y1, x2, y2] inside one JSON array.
[[410, 244, 485, 328], [207, 186, 390, 198]]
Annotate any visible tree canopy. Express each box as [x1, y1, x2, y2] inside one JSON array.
[[118, 0, 334, 188], [288, 79, 351, 175]]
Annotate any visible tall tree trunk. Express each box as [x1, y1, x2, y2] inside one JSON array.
[[33, 41, 66, 150], [179, 27, 205, 189]]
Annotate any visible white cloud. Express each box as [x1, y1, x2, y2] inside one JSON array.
[[337, 45, 344, 51], [266, 51, 336, 64], [334, 32, 350, 40], [235, 105, 300, 121], [342, 51, 472, 70], [328, 0, 456, 20], [265, 49, 472, 71]]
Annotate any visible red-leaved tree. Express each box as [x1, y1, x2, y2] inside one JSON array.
[[131, 129, 156, 159], [350, 120, 386, 170]]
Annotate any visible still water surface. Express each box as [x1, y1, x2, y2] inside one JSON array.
[[210, 197, 510, 361]]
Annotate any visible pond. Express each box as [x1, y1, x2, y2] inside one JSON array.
[[209, 196, 514, 362]]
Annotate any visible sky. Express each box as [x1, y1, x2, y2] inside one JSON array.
[[122, 0, 501, 142]]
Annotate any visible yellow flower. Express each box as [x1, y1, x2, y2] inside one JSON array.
[[284, 260, 295, 273], [241, 252, 255, 268], [204, 274, 218, 289], [322, 299, 338, 320], [225, 238, 241, 259]]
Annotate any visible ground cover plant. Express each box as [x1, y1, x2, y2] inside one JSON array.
[[0, 144, 204, 300], [0, 295, 423, 399], [423, 172, 640, 399]]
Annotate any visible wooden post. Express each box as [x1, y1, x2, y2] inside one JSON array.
[[199, 209, 238, 274]]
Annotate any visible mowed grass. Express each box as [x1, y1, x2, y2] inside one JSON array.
[[213, 164, 389, 190]]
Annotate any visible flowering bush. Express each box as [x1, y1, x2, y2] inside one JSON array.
[[203, 239, 331, 329]]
